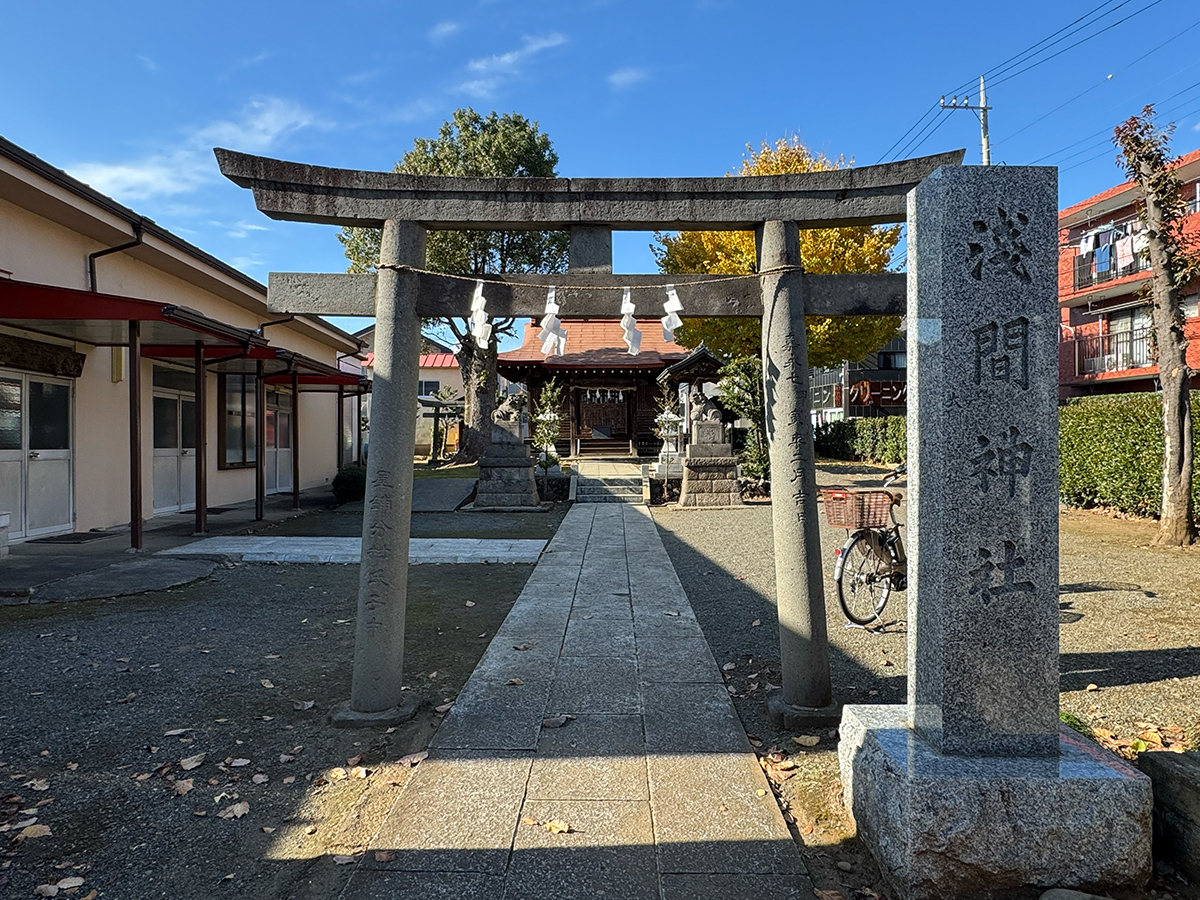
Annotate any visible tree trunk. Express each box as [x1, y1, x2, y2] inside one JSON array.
[[1138, 157, 1196, 546], [453, 339, 498, 464]]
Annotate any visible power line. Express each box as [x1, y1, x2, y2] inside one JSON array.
[[993, 14, 1200, 148], [1059, 98, 1200, 172], [875, 105, 940, 165], [892, 109, 952, 162], [882, 0, 1166, 164]]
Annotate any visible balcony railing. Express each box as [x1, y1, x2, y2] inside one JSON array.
[[1072, 248, 1151, 290], [1188, 197, 1200, 215], [1071, 328, 1154, 377]]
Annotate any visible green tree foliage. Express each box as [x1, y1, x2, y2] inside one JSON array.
[[717, 356, 769, 480], [339, 108, 568, 461], [654, 138, 902, 367]]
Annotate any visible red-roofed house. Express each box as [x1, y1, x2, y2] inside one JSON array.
[[1058, 148, 1200, 397], [498, 319, 690, 457]]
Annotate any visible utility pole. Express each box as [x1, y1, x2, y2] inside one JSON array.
[[941, 74, 991, 165]]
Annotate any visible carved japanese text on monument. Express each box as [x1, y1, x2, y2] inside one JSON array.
[[967, 540, 1035, 605], [968, 426, 1033, 496], [967, 207, 1032, 284], [973, 316, 1029, 389]]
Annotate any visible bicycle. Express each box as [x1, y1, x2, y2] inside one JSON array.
[[821, 465, 907, 626]]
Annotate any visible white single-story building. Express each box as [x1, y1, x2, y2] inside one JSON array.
[[0, 135, 367, 546]]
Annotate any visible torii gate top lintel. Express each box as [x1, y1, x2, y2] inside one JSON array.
[[214, 147, 965, 231]]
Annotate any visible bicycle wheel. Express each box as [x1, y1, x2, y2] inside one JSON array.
[[836, 532, 892, 626]]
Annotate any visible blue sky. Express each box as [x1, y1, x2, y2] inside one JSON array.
[[3, 0, 1200, 345]]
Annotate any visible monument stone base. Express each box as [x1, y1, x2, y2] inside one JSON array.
[[766, 690, 842, 729], [474, 456, 540, 509], [839, 705, 1152, 900], [678, 443, 742, 508]]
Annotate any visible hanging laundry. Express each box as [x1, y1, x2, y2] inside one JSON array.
[[1097, 230, 1113, 247], [1094, 243, 1112, 274], [1132, 232, 1150, 254], [1074, 251, 1094, 287], [1114, 236, 1134, 271]]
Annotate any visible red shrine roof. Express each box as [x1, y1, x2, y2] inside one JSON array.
[[418, 352, 459, 369], [499, 319, 691, 370]]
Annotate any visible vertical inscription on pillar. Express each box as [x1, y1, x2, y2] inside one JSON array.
[[908, 167, 1059, 758]]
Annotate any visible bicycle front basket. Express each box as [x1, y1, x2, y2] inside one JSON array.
[[820, 489, 894, 529]]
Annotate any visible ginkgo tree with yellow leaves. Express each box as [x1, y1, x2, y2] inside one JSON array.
[[653, 138, 903, 368]]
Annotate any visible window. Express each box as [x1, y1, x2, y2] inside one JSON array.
[[878, 351, 907, 369], [418, 380, 440, 396], [1183, 294, 1199, 320], [219, 374, 257, 468]]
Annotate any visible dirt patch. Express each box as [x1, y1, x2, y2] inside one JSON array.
[[0, 554, 539, 899]]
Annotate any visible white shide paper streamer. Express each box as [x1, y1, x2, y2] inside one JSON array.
[[470, 280, 492, 349], [620, 286, 641, 355], [661, 283, 683, 342], [538, 285, 568, 356]]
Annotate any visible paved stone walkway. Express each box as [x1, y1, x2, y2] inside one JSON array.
[[162, 536, 545, 564], [344, 504, 810, 900]]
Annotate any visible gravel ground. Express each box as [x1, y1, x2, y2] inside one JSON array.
[[0, 504, 566, 900], [652, 461, 1200, 898]]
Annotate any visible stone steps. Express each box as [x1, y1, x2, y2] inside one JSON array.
[[573, 476, 646, 504]]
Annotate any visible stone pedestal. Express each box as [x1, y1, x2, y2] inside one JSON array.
[[677, 422, 741, 508], [840, 707, 1152, 899], [839, 166, 1150, 898], [475, 407, 541, 510]]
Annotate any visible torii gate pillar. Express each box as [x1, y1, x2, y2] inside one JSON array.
[[330, 219, 425, 726], [759, 220, 837, 725]]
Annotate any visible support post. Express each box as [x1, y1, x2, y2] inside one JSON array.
[[356, 392, 363, 464], [431, 405, 441, 464], [758, 220, 836, 725], [193, 341, 208, 535], [255, 362, 265, 521], [128, 321, 143, 550], [336, 385, 345, 471], [332, 218, 425, 726], [291, 369, 301, 510]]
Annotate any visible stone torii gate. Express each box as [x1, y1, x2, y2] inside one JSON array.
[[216, 147, 962, 728]]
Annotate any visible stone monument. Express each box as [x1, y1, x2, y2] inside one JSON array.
[[473, 393, 541, 510], [677, 385, 742, 508], [839, 166, 1151, 898]]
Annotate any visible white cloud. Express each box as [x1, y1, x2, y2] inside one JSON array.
[[456, 33, 566, 98], [229, 255, 264, 272], [467, 33, 566, 74], [226, 220, 270, 239], [68, 98, 318, 202], [136, 55, 158, 72], [428, 21, 460, 42], [607, 67, 647, 90]]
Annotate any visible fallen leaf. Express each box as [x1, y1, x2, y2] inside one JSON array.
[[163, 728, 189, 737], [755, 789, 767, 797], [374, 850, 397, 862], [350, 766, 369, 779], [25, 778, 50, 792], [230, 758, 251, 768], [465, 601, 476, 607], [20, 823, 52, 839], [56, 877, 84, 890], [261, 826, 276, 833], [1086, 683, 1099, 692], [521, 816, 540, 826], [542, 714, 575, 729], [65, 762, 78, 771], [751, 619, 761, 627], [217, 801, 249, 819], [329, 768, 348, 780], [252, 774, 269, 784], [264, 654, 280, 660], [292, 700, 315, 711], [282, 776, 296, 784], [792, 735, 820, 747], [279, 753, 296, 764], [260, 680, 275, 689], [721, 663, 736, 672], [397, 750, 428, 768], [180, 753, 206, 771], [174, 778, 195, 796], [81, 892, 98, 900], [332, 855, 357, 865], [34, 885, 58, 898], [118, 692, 137, 704], [506, 678, 524, 686], [513, 643, 533, 651], [434, 702, 454, 715], [543, 819, 572, 834], [346, 754, 363, 766], [663, 611, 680, 617]]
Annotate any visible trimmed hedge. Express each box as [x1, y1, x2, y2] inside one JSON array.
[[815, 416, 908, 464], [332, 465, 367, 504], [1059, 394, 1200, 517], [814, 394, 1200, 518]]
